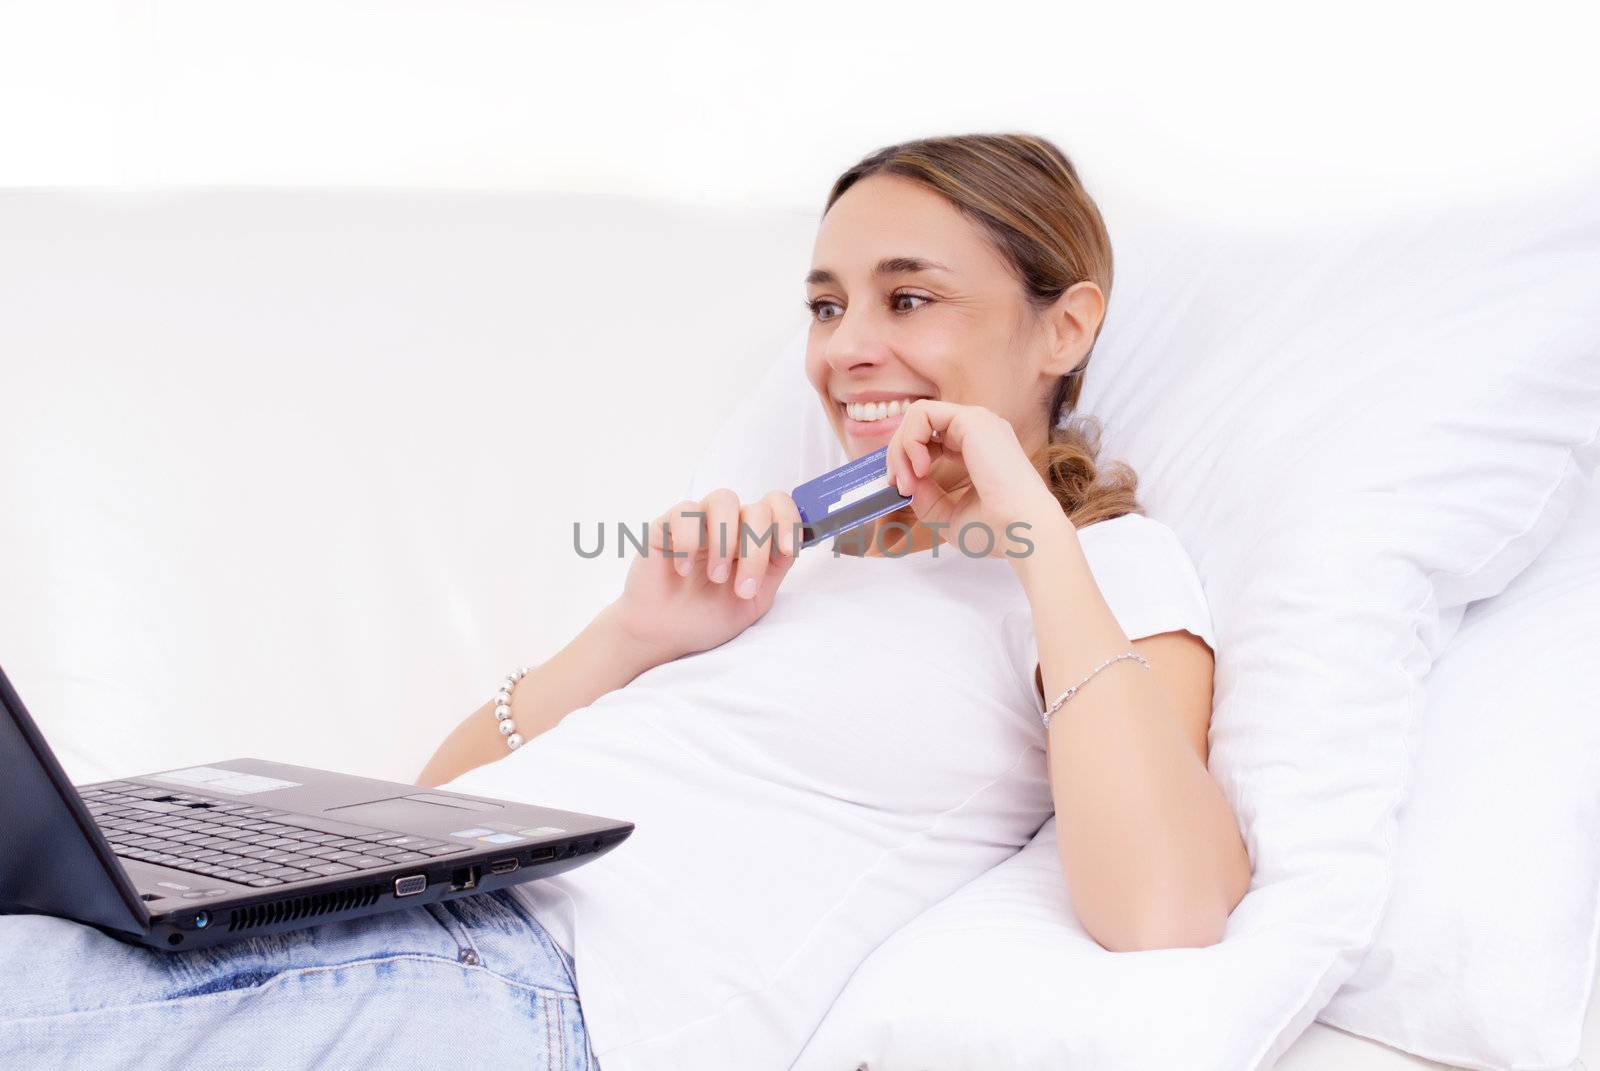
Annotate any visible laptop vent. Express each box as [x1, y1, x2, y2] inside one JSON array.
[[227, 884, 384, 933]]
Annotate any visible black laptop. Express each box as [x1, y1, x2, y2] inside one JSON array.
[[0, 663, 633, 951]]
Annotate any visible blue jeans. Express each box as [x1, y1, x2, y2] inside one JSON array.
[[0, 890, 597, 1069]]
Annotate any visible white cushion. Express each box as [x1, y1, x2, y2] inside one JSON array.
[[688, 180, 1600, 1067], [1318, 470, 1600, 1069], [793, 477, 1600, 1071]]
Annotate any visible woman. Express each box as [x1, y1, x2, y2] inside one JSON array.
[[0, 134, 1250, 1070]]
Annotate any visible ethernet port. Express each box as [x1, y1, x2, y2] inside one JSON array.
[[449, 865, 480, 891]]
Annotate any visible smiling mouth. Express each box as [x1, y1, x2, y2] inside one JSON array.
[[842, 397, 924, 423]]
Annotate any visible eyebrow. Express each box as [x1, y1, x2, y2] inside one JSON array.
[[804, 256, 951, 288]]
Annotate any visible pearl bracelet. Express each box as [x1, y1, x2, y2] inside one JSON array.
[[1040, 650, 1151, 730], [492, 666, 535, 751]]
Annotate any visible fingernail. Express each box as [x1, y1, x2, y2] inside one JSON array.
[[710, 562, 729, 583], [736, 577, 758, 599], [674, 557, 690, 577]]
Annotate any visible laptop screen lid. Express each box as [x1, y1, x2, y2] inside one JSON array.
[[0, 663, 151, 936]]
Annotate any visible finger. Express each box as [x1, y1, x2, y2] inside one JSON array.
[[701, 488, 741, 584], [762, 490, 804, 557], [890, 406, 947, 493], [663, 501, 709, 577], [763, 539, 800, 590], [886, 425, 910, 495], [888, 416, 935, 493], [650, 500, 700, 576], [648, 501, 693, 551], [908, 471, 963, 530], [901, 399, 973, 458], [732, 500, 775, 600]]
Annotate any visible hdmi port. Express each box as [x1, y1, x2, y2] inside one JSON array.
[[489, 857, 520, 875]]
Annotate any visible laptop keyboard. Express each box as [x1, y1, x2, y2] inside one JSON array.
[[81, 781, 471, 889]]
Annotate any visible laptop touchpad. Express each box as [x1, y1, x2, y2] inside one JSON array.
[[325, 794, 502, 827]]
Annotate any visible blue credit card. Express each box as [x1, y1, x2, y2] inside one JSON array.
[[791, 445, 913, 549]]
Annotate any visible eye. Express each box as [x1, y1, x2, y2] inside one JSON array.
[[804, 297, 842, 323], [804, 291, 932, 323], [891, 291, 933, 314]]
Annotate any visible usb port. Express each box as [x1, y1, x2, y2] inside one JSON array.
[[489, 857, 519, 875], [528, 847, 556, 863], [394, 874, 427, 897]]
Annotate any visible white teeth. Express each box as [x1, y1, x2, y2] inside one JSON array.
[[845, 398, 918, 421]]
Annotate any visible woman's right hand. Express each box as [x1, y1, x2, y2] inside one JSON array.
[[608, 488, 804, 666]]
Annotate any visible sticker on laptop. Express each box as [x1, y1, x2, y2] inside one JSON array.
[[449, 827, 495, 839], [519, 826, 567, 836], [148, 766, 301, 795]]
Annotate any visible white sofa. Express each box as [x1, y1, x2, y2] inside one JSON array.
[[1, 188, 1594, 1068]]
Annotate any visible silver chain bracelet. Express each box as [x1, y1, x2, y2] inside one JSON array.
[[1040, 650, 1151, 730], [492, 666, 534, 751]]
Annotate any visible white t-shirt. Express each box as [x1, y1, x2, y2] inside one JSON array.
[[441, 512, 1214, 1071]]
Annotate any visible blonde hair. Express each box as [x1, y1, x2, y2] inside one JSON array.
[[824, 133, 1140, 528]]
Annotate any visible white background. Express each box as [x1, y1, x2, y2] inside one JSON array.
[[3, 0, 1597, 220]]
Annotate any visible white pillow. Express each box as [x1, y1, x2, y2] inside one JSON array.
[[1318, 470, 1600, 1069], [795, 475, 1600, 1071], [688, 177, 1600, 1068]]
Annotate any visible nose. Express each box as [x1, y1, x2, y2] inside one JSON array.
[[823, 310, 893, 378]]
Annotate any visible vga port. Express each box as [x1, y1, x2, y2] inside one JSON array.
[[394, 874, 428, 897]]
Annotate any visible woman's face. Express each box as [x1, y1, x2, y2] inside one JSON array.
[[804, 173, 1102, 462]]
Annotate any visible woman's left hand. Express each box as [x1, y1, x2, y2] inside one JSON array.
[[885, 399, 1064, 556]]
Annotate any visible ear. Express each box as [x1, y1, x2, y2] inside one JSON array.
[[1039, 280, 1106, 377]]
